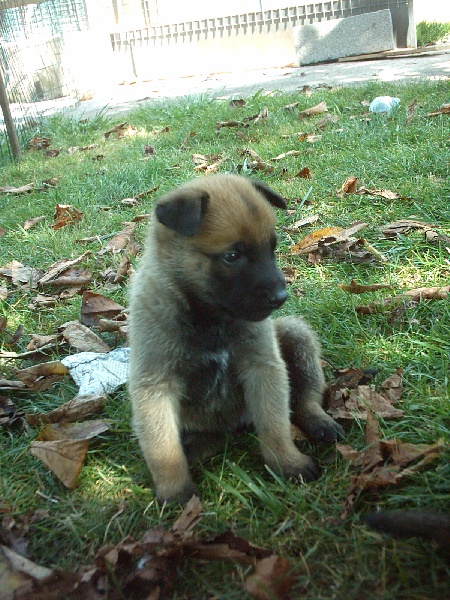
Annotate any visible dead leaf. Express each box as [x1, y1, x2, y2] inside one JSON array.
[[27, 137, 51, 150], [81, 291, 124, 327], [426, 103, 450, 117], [229, 99, 246, 108], [406, 99, 418, 125], [284, 215, 319, 233], [283, 101, 298, 111], [355, 286, 450, 314], [425, 229, 450, 246], [143, 144, 156, 156], [339, 279, 392, 294], [356, 187, 410, 201], [380, 368, 403, 402], [60, 321, 110, 353], [216, 120, 247, 130], [0, 396, 26, 434], [38, 252, 92, 286], [26, 394, 106, 426], [0, 183, 34, 194], [52, 204, 83, 230], [0, 283, 7, 300], [104, 122, 138, 139], [328, 384, 404, 421], [67, 144, 96, 154], [337, 176, 358, 197], [296, 166, 311, 178], [30, 420, 109, 488], [298, 101, 328, 119], [0, 545, 53, 598], [316, 114, 339, 129], [192, 153, 224, 173], [45, 148, 61, 158], [16, 361, 68, 392], [270, 150, 301, 161], [98, 223, 136, 255], [36, 419, 109, 442], [290, 222, 367, 256], [382, 219, 433, 237], [338, 412, 444, 517], [0, 379, 26, 390], [245, 555, 296, 600], [30, 439, 90, 489], [0, 260, 44, 289], [23, 216, 46, 231], [26, 335, 58, 352]]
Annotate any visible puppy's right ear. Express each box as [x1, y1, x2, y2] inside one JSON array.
[[155, 190, 209, 236]]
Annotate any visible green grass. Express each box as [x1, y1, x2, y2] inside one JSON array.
[[0, 80, 449, 599]]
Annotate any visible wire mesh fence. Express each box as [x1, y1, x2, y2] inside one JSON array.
[[0, 0, 88, 161]]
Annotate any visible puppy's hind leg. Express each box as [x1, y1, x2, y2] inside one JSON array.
[[275, 316, 344, 444]]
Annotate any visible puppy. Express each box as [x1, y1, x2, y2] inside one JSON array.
[[129, 174, 343, 504]]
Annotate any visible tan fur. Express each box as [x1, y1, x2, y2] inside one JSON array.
[[129, 174, 343, 504]]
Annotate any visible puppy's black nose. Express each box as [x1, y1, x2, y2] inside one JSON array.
[[268, 288, 288, 309]]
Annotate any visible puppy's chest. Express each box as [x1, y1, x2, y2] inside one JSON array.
[[183, 325, 239, 405]]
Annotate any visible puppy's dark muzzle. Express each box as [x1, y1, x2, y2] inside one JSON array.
[[267, 288, 288, 310]]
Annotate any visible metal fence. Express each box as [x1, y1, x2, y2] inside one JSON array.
[[0, 0, 88, 160]]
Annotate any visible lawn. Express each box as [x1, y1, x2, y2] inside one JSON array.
[[0, 79, 449, 599]]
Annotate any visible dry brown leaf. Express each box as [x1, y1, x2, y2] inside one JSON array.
[[30, 439, 90, 489], [339, 279, 392, 294], [290, 226, 343, 255], [52, 204, 83, 230], [245, 555, 296, 600], [60, 320, 110, 353], [270, 150, 301, 161], [296, 166, 311, 178], [23, 216, 46, 231], [0, 260, 44, 289], [316, 114, 339, 129], [290, 222, 367, 256], [216, 120, 246, 130], [45, 148, 61, 158], [0, 545, 53, 598], [27, 136, 51, 150], [26, 394, 106, 426], [337, 176, 358, 197], [104, 122, 138, 139], [0, 283, 7, 300], [26, 334, 58, 352], [380, 368, 403, 402], [30, 420, 109, 488], [284, 215, 319, 233], [143, 144, 156, 156], [67, 143, 96, 154], [192, 153, 224, 173], [38, 251, 92, 286], [0, 379, 26, 390], [355, 286, 450, 314], [0, 183, 34, 194], [16, 361, 68, 391], [298, 101, 328, 119], [98, 223, 136, 255], [382, 219, 433, 238], [229, 98, 246, 108], [81, 291, 124, 327], [406, 99, 418, 125], [0, 397, 26, 434], [328, 384, 404, 421], [356, 187, 410, 201], [36, 419, 109, 442], [426, 103, 450, 117], [283, 101, 299, 110]]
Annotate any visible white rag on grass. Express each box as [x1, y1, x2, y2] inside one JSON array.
[[61, 347, 130, 396]]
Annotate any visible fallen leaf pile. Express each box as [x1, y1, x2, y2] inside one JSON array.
[[337, 412, 444, 518], [325, 368, 404, 421], [0, 496, 297, 600]]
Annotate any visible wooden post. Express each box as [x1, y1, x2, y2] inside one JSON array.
[[0, 68, 22, 161]]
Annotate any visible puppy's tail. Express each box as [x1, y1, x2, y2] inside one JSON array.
[[364, 511, 450, 550]]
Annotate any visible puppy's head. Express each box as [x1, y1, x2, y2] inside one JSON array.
[[154, 174, 288, 321]]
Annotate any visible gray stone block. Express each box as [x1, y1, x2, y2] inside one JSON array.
[[294, 10, 395, 66]]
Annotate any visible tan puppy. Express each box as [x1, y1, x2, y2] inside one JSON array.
[[129, 174, 343, 504]]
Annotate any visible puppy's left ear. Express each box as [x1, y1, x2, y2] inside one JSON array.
[[250, 179, 287, 210], [155, 190, 210, 236]]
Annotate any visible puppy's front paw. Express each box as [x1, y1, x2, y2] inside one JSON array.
[[156, 481, 199, 505], [295, 413, 344, 445], [267, 451, 321, 483]]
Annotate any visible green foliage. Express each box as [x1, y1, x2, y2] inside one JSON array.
[[416, 20, 450, 46], [0, 80, 449, 598]]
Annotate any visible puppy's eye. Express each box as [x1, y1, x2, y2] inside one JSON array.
[[221, 251, 241, 265]]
